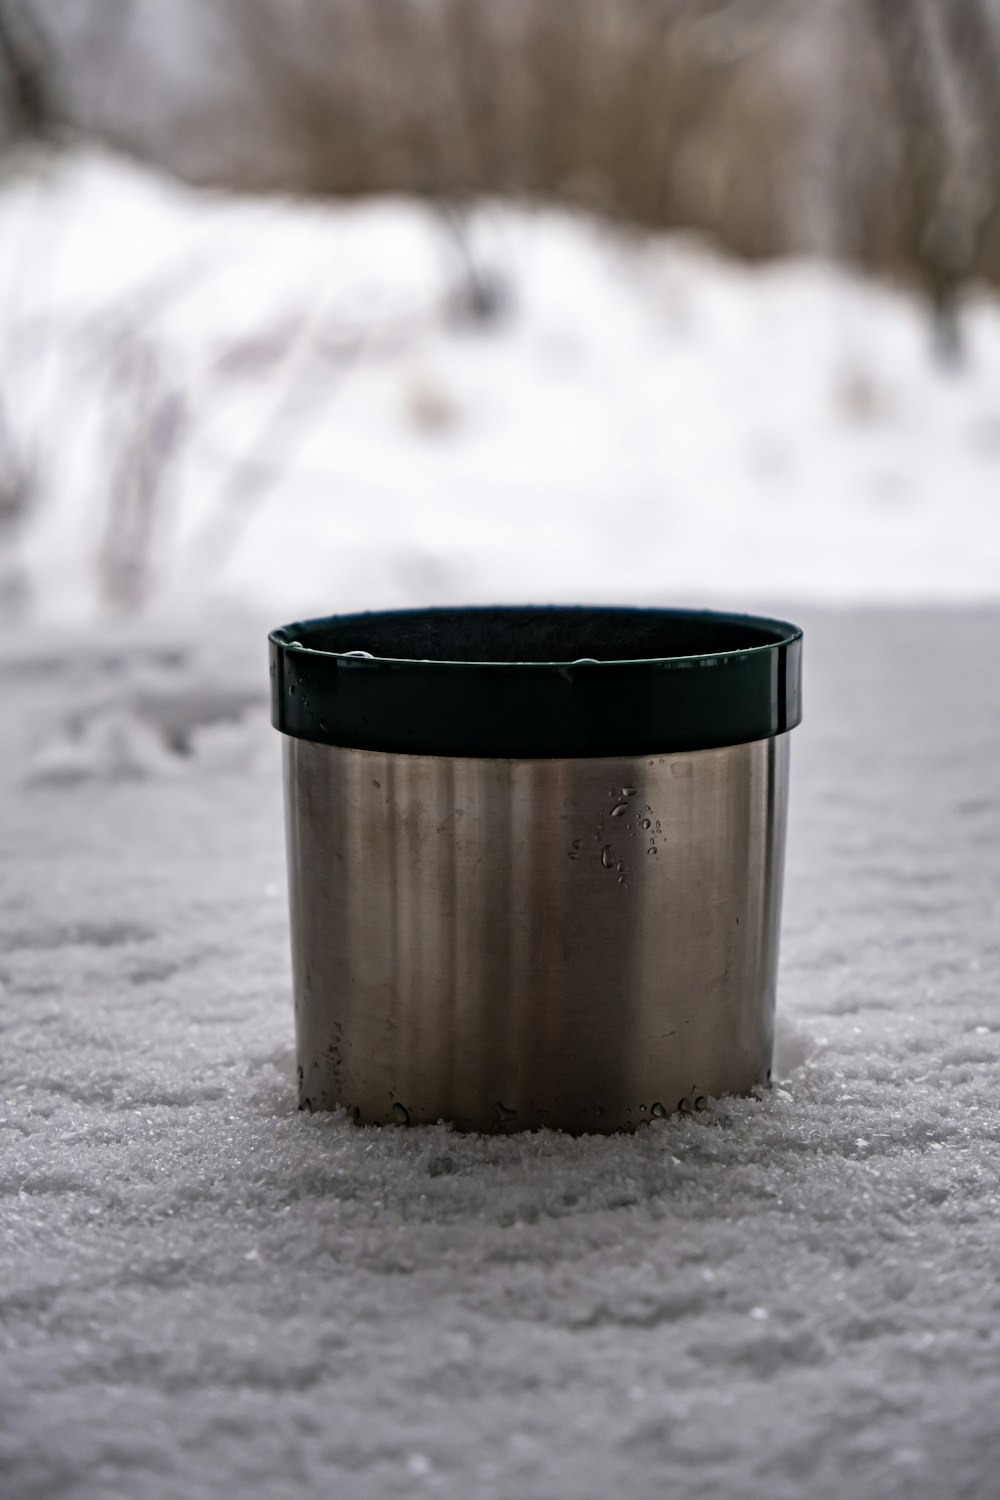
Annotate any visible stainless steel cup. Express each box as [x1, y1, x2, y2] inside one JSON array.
[[270, 606, 802, 1133]]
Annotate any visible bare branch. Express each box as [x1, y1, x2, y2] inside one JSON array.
[[0, 0, 55, 138]]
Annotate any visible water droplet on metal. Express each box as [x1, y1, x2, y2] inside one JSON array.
[[571, 658, 599, 664], [651, 1102, 666, 1118], [640, 1104, 647, 1113], [615, 861, 624, 873], [621, 786, 636, 797], [641, 818, 651, 830], [601, 845, 614, 869], [610, 803, 629, 817], [287, 639, 303, 648], [392, 1102, 410, 1124], [494, 1101, 517, 1126], [647, 846, 656, 855], [343, 649, 374, 659]]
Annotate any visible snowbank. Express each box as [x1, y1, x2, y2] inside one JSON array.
[[2, 151, 1000, 1499], [2, 150, 999, 626]]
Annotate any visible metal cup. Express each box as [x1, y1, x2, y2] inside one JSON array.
[[270, 606, 802, 1133]]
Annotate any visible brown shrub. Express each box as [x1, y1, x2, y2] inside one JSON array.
[[7, 0, 1000, 282]]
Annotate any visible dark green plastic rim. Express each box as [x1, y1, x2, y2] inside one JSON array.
[[269, 605, 803, 758]]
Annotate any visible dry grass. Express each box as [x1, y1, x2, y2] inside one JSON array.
[[4, 0, 999, 281], [231, 0, 803, 261], [221, 0, 1000, 285]]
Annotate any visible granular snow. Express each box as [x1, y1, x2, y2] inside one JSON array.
[[1, 606, 999, 1499]]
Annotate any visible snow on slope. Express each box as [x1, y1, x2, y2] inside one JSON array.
[[2, 150, 999, 625], [2, 151, 1000, 1500]]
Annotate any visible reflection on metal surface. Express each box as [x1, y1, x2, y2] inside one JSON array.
[[284, 735, 790, 1133]]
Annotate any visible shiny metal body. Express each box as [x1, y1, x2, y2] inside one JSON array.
[[284, 734, 790, 1133]]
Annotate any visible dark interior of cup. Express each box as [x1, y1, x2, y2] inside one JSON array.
[[297, 606, 789, 664]]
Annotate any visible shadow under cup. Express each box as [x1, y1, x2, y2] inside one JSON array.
[[270, 605, 803, 1134]]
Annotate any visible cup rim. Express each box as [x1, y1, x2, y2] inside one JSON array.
[[269, 604, 803, 758]]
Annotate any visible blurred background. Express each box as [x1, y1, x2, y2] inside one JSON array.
[[1, 0, 999, 624]]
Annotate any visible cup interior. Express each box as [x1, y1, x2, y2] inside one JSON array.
[[292, 606, 791, 665]]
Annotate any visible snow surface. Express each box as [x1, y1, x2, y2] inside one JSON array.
[[2, 148, 1000, 1497], [2, 606, 1000, 1499], [3, 150, 1000, 624]]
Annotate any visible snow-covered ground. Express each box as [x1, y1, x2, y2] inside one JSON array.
[[2, 152, 1000, 1499], [1, 607, 999, 1498], [2, 150, 999, 625]]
